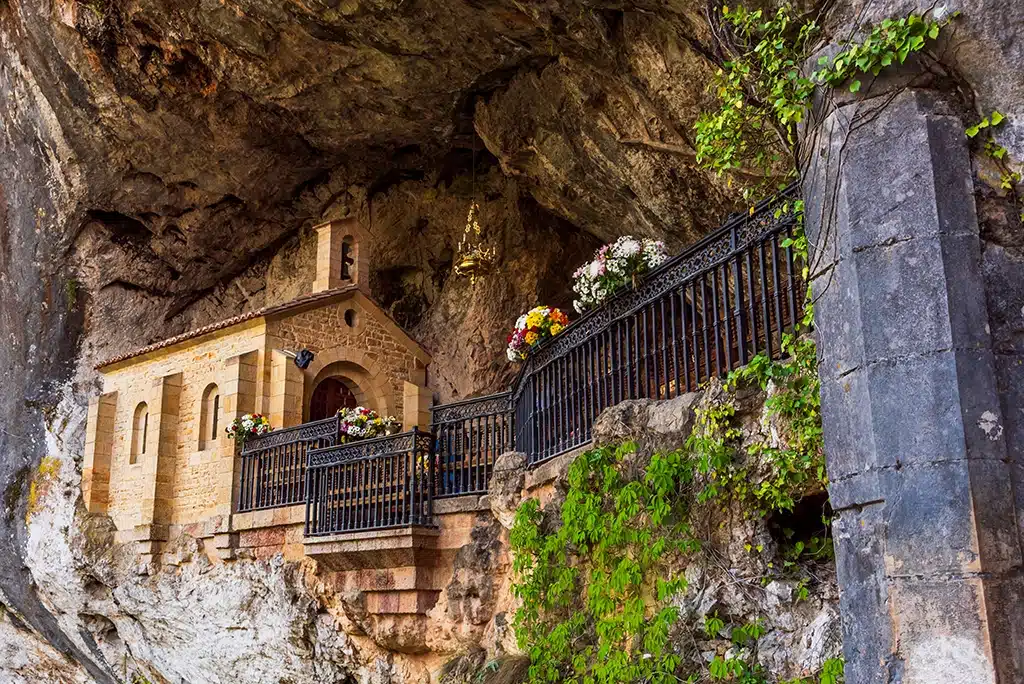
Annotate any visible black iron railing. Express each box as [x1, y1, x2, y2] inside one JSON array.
[[510, 186, 803, 464], [304, 429, 435, 536], [430, 393, 513, 498], [237, 416, 340, 512]]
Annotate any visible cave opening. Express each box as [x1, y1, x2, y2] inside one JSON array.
[[767, 492, 833, 561]]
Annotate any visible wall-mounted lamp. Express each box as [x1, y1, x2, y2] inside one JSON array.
[[294, 349, 314, 370]]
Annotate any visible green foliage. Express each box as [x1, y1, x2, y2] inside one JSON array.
[[812, 14, 954, 92], [968, 111, 1022, 198], [695, 5, 953, 198], [511, 341, 829, 681], [685, 332, 824, 518], [705, 612, 726, 638], [820, 658, 845, 684], [695, 5, 818, 198], [966, 110, 1005, 139], [510, 441, 697, 684]]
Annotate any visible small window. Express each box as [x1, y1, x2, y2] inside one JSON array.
[[131, 402, 148, 464], [344, 308, 358, 328], [199, 383, 220, 451], [340, 236, 355, 281]]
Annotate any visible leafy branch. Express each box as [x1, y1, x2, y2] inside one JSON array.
[[696, 5, 954, 200]]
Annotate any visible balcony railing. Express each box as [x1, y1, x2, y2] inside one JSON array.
[[430, 392, 512, 498], [509, 185, 802, 465], [234, 187, 805, 536], [304, 429, 434, 536], [237, 416, 340, 513]]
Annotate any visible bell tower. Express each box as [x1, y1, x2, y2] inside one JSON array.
[[312, 216, 370, 294]]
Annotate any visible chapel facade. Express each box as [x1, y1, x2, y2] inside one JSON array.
[[81, 217, 433, 557]]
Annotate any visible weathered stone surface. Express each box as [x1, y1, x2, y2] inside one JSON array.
[[804, 87, 1024, 683], [488, 452, 528, 530], [592, 391, 701, 450]]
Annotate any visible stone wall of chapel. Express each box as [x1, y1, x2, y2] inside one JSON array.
[[270, 298, 427, 423], [100, 322, 267, 531]]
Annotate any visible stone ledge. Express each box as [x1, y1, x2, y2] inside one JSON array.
[[305, 525, 440, 571], [231, 504, 305, 532], [525, 447, 586, 491], [432, 493, 489, 515]]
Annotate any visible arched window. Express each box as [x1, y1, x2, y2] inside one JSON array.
[[131, 402, 149, 464], [199, 383, 220, 451], [340, 235, 355, 281]]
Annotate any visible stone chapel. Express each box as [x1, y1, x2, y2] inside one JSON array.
[[81, 218, 433, 555]]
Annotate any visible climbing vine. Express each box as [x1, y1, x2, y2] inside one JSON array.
[[510, 441, 696, 684], [967, 110, 1023, 219], [687, 333, 823, 519], [696, 5, 955, 199]]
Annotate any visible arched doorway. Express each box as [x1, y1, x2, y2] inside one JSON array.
[[309, 377, 359, 421]]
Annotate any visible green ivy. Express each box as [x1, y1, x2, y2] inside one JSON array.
[[968, 110, 1022, 212], [694, 5, 818, 198], [510, 441, 697, 684], [686, 333, 824, 518], [812, 13, 954, 93], [695, 5, 954, 198]]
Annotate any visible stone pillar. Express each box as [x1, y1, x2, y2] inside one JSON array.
[[136, 373, 182, 562], [804, 88, 1024, 683], [82, 391, 117, 514], [215, 351, 258, 517], [402, 381, 433, 431], [269, 349, 304, 429]]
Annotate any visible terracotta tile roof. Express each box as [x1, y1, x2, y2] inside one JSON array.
[[95, 285, 359, 369]]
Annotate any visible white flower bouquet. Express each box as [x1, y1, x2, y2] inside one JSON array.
[[571, 236, 669, 313]]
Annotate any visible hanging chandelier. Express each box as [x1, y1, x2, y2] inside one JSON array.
[[453, 133, 495, 285], [454, 200, 496, 284]]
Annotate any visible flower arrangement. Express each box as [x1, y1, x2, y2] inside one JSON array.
[[337, 406, 401, 441], [506, 306, 571, 362], [226, 413, 272, 445], [571, 236, 669, 313]]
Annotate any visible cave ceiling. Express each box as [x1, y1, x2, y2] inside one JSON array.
[[2, 0, 736, 310]]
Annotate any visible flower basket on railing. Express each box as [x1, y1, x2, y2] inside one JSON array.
[[337, 406, 401, 442], [506, 306, 570, 362], [571, 236, 668, 313], [226, 413, 272, 447]]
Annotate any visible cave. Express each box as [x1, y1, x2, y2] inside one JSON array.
[[3, 1, 1024, 683]]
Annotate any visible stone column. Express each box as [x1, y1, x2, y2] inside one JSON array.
[[269, 349, 303, 429], [403, 381, 433, 431], [211, 350, 259, 559], [136, 373, 182, 563], [804, 88, 1024, 683], [82, 391, 117, 514]]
